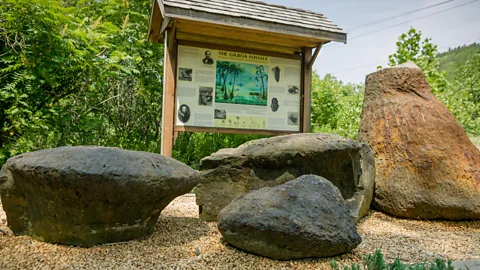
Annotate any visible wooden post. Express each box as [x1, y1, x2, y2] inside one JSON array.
[[161, 28, 177, 157], [302, 47, 313, 133]]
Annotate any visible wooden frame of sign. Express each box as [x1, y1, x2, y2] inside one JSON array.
[[148, 0, 346, 156]]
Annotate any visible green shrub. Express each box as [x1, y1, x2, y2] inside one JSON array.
[[330, 249, 453, 270]]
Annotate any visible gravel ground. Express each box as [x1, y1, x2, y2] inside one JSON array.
[[1, 195, 479, 269]]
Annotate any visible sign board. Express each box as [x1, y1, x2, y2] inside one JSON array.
[[175, 45, 302, 132]]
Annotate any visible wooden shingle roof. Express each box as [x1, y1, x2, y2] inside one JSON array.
[[149, 0, 347, 53]]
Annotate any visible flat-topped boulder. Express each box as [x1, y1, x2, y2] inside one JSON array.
[[0, 146, 200, 247], [196, 133, 375, 223], [358, 62, 480, 220], [217, 175, 362, 260]]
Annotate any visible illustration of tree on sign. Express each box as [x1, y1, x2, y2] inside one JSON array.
[[217, 61, 231, 100], [215, 61, 268, 106], [229, 64, 245, 100], [255, 65, 268, 99]]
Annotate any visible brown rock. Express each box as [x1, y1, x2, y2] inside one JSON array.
[[358, 62, 480, 220]]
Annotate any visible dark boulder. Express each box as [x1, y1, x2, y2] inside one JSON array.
[[217, 175, 361, 260], [0, 146, 199, 247], [358, 62, 480, 220], [196, 133, 375, 223]]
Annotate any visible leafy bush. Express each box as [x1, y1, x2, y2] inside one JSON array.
[[173, 132, 266, 170], [0, 0, 163, 166], [311, 74, 364, 140]]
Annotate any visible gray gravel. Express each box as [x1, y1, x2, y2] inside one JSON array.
[[1, 195, 479, 269]]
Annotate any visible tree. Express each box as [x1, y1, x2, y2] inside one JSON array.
[[217, 61, 230, 100], [255, 65, 268, 99], [310, 73, 364, 139], [451, 52, 480, 136], [0, 0, 109, 158], [229, 64, 244, 100], [456, 52, 480, 104], [0, 0, 163, 165], [387, 27, 448, 94], [387, 27, 479, 137]]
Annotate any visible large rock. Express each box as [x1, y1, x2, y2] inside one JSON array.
[[196, 133, 375, 223], [0, 146, 200, 247], [358, 62, 480, 220], [217, 175, 362, 260]]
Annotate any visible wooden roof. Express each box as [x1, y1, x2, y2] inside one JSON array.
[[148, 0, 347, 54]]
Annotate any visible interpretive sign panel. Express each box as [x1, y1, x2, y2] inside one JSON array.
[[176, 45, 302, 132]]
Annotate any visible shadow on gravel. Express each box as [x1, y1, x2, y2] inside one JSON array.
[[150, 216, 211, 247]]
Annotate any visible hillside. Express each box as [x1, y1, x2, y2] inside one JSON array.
[[437, 42, 480, 81]]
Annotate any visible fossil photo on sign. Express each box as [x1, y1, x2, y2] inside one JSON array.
[[179, 68, 193, 81], [288, 85, 300, 95], [272, 66, 281, 82], [198, 87, 213, 106], [270, 97, 279, 112], [178, 104, 191, 123], [214, 109, 227, 119], [287, 112, 299, 126]]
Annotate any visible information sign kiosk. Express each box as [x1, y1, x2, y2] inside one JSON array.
[[148, 0, 347, 156]]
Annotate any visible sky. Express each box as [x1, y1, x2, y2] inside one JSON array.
[[262, 0, 480, 84]]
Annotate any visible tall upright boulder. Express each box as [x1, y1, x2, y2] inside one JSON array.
[[358, 62, 480, 220]]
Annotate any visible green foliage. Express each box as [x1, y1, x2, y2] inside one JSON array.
[[437, 43, 480, 81], [311, 27, 480, 144], [0, 0, 163, 166], [386, 27, 480, 137], [311, 73, 364, 139], [172, 132, 267, 170], [449, 51, 480, 136], [456, 52, 480, 105], [1, 10, 479, 171], [330, 249, 454, 270], [387, 28, 448, 94]]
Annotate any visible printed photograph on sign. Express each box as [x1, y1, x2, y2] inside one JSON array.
[[287, 85, 300, 95], [270, 97, 280, 112], [202, 50, 214, 65], [198, 86, 213, 106], [287, 112, 299, 126], [179, 68, 193, 81], [215, 61, 268, 106], [214, 109, 227, 119], [178, 104, 191, 123], [271, 66, 281, 82]]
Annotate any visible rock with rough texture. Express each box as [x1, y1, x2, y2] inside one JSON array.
[[217, 174, 362, 260], [358, 62, 480, 220], [196, 133, 375, 223], [0, 146, 200, 247]]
